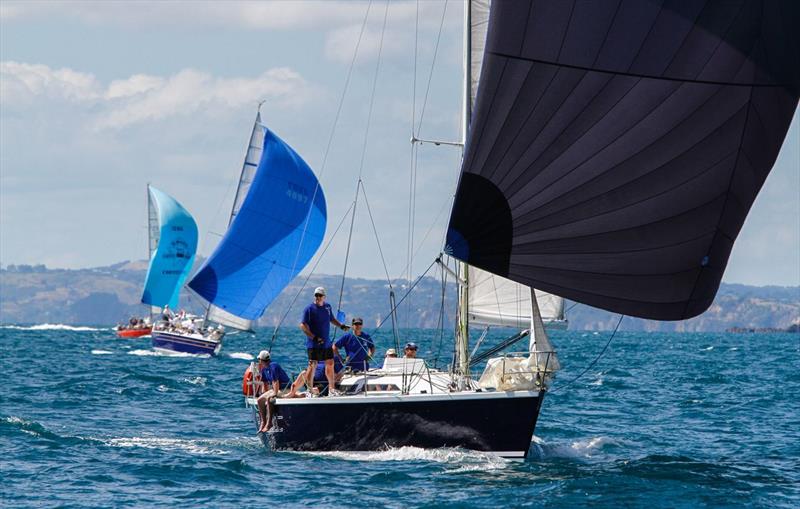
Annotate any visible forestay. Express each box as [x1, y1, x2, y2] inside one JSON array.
[[141, 186, 198, 310], [447, 0, 800, 320], [188, 126, 327, 330]]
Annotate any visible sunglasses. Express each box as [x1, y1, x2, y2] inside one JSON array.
[[314, 293, 324, 297], [353, 322, 363, 326]]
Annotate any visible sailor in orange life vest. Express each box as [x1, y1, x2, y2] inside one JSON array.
[[254, 350, 290, 433]]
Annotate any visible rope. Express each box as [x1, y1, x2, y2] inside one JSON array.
[[550, 315, 625, 393]]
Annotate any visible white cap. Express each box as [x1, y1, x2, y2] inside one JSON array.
[[257, 350, 270, 361], [314, 287, 326, 296]]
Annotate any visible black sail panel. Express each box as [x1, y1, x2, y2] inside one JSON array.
[[446, 0, 800, 320]]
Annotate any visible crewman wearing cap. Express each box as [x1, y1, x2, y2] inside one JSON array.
[[333, 317, 375, 373], [255, 350, 290, 433], [403, 342, 418, 359], [290, 287, 350, 397]]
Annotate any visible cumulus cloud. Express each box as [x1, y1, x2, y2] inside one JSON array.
[[1, 61, 313, 128]]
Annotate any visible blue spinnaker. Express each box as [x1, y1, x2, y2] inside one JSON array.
[[188, 127, 327, 322], [141, 186, 198, 309]]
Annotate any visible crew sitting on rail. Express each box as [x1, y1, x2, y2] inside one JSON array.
[[403, 342, 418, 358], [255, 350, 290, 433], [385, 348, 397, 358], [333, 317, 375, 372]]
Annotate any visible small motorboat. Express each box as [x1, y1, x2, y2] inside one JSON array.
[[116, 325, 152, 338]]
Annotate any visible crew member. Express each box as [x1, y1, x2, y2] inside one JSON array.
[[289, 287, 349, 397], [255, 350, 290, 433], [333, 317, 375, 372], [403, 342, 418, 358]]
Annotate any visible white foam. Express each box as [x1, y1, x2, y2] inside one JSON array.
[[227, 352, 254, 360], [1, 323, 104, 331], [183, 376, 207, 386], [91, 349, 114, 355], [531, 435, 617, 459], [300, 446, 510, 471], [702, 346, 714, 351], [102, 436, 259, 455], [128, 349, 208, 358]]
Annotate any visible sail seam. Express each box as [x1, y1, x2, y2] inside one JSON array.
[[486, 51, 794, 88], [511, 109, 745, 233]]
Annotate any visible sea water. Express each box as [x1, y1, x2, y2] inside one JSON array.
[[1, 325, 798, 508]]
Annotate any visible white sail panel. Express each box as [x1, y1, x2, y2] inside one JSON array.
[[468, 266, 565, 328], [229, 113, 266, 226], [529, 288, 560, 372], [469, 0, 490, 109], [206, 305, 253, 331], [147, 188, 160, 256]]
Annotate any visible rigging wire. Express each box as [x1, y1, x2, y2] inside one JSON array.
[[550, 314, 625, 393], [269, 1, 373, 345], [335, 0, 390, 331], [267, 202, 356, 351]]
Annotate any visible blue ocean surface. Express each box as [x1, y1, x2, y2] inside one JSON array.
[[1, 325, 798, 508]]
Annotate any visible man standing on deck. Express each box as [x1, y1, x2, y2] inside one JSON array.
[[333, 317, 375, 373], [290, 287, 349, 397]]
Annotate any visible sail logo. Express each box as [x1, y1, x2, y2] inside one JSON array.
[[286, 182, 309, 204], [163, 239, 190, 260]]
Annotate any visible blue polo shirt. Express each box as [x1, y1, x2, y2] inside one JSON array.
[[314, 356, 344, 380], [302, 302, 335, 348], [335, 332, 375, 371], [260, 362, 290, 390]]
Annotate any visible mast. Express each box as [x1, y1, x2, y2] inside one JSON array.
[[454, 0, 471, 387]]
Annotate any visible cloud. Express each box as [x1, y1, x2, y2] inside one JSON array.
[[1, 1, 373, 29], [1, 61, 313, 128]]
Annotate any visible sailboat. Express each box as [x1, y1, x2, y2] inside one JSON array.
[[149, 109, 328, 355], [246, 0, 799, 458], [117, 185, 199, 339]]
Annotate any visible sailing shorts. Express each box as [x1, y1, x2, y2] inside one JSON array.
[[307, 347, 334, 362]]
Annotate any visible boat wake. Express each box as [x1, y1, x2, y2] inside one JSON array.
[[299, 446, 511, 471], [1, 323, 105, 331], [530, 435, 620, 459], [128, 349, 209, 358], [100, 435, 260, 455], [227, 352, 254, 360]]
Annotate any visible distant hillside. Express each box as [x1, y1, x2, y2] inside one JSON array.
[[1, 262, 798, 332]]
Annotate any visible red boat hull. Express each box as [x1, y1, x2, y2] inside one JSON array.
[[116, 327, 152, 338]]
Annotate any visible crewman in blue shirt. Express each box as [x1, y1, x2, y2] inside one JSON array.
[[333, 317, 375, 372], [314, 356, 344, 394], [289, 287, 349, 397], [256, 350, 290, 433]]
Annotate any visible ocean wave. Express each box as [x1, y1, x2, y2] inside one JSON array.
[[227, 352, 254, 360], [1, 323, 105, 331], [91, 349, 114, 355]]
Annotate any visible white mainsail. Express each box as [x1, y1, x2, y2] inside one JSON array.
[[468, 266, 566, 329]]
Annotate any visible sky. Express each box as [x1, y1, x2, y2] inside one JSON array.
[[1, 0, 798, 287]]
